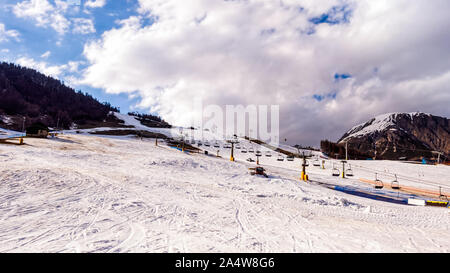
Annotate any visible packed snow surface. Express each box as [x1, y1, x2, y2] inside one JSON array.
[[0, 132, 449, 253]]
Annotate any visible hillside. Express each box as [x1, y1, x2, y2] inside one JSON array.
[[0, 62, 170, 131], [327, 112, 449, 161], [0, 62, 123, 131]]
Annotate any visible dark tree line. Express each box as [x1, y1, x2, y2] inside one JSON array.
[[127, 111, 171, 128], [320, 139, 373, 160], [0, 62, 119, 130]]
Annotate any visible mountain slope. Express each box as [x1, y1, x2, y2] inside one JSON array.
[[0, 62, 170, 131], [337, 112, 449, 160], [0, 62, 122, 131]]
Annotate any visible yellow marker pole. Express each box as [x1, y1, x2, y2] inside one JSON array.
[[301, 153, 308, 181], [19, 138, 24, 145], [230, 142, 235, 162]]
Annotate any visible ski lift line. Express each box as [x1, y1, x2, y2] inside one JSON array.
[[259, 166, 414, 206], [349, 163, 450, 190], [384, 147, 447, 154], [323, 159, 450, 192], [241, 158, 447, 203], [323, 159, 450, 197], [359, 178, 450, 199], [240, 157, 448, 205]]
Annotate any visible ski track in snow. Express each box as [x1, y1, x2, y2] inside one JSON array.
[[0, 132, 449, 253]]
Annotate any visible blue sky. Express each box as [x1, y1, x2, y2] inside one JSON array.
[[0, 0, 144, 114]]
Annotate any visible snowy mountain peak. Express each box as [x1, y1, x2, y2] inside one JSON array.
[[332, 112, 449, 160], [340, 112, 431, 142]]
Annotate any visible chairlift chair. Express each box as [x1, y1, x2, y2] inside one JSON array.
[[345, 164, 354, 177], [241, 148, 247, 153], [277, 154, 284, 161], [256, 151, 262, 157], [374, 173, 384, 189], [197, 141, 202, 146], [332, 168, 340, 177], [214, 142, 220, 148], [345, 168, 354, 177], [332, 163, 340, 176], [249, 148, 254, 153], [313, 159, 320, 166], [438, 187, 448, 202], [391, 175, 400, 190], [204, 141, 210, 147], [287, 155, 294, 162], [265, 151, 272, 157]]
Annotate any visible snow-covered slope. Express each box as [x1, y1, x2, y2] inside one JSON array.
[[0, 133, 448, 253]]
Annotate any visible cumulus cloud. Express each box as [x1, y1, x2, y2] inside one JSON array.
[[12, 0, 96, 35], [16, 56, 68, 78], [84, 0, 107, 9], [79, 0, 450, 146], [13, 0, 70, 35], [72, 18, 96, 34], [0, 23, 20, 42]]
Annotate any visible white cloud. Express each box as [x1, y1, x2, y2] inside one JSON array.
[[16, 56, 68, 78], [12, 0, 96, 35], [0, 23, 20, 42], [13, 0, 70, 35], [84, 0, 107, 9], [80, 0, 450, 146], [40, 50, 51, 59], [67, 60, 82, 72], [72, 18, 95, 34]]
